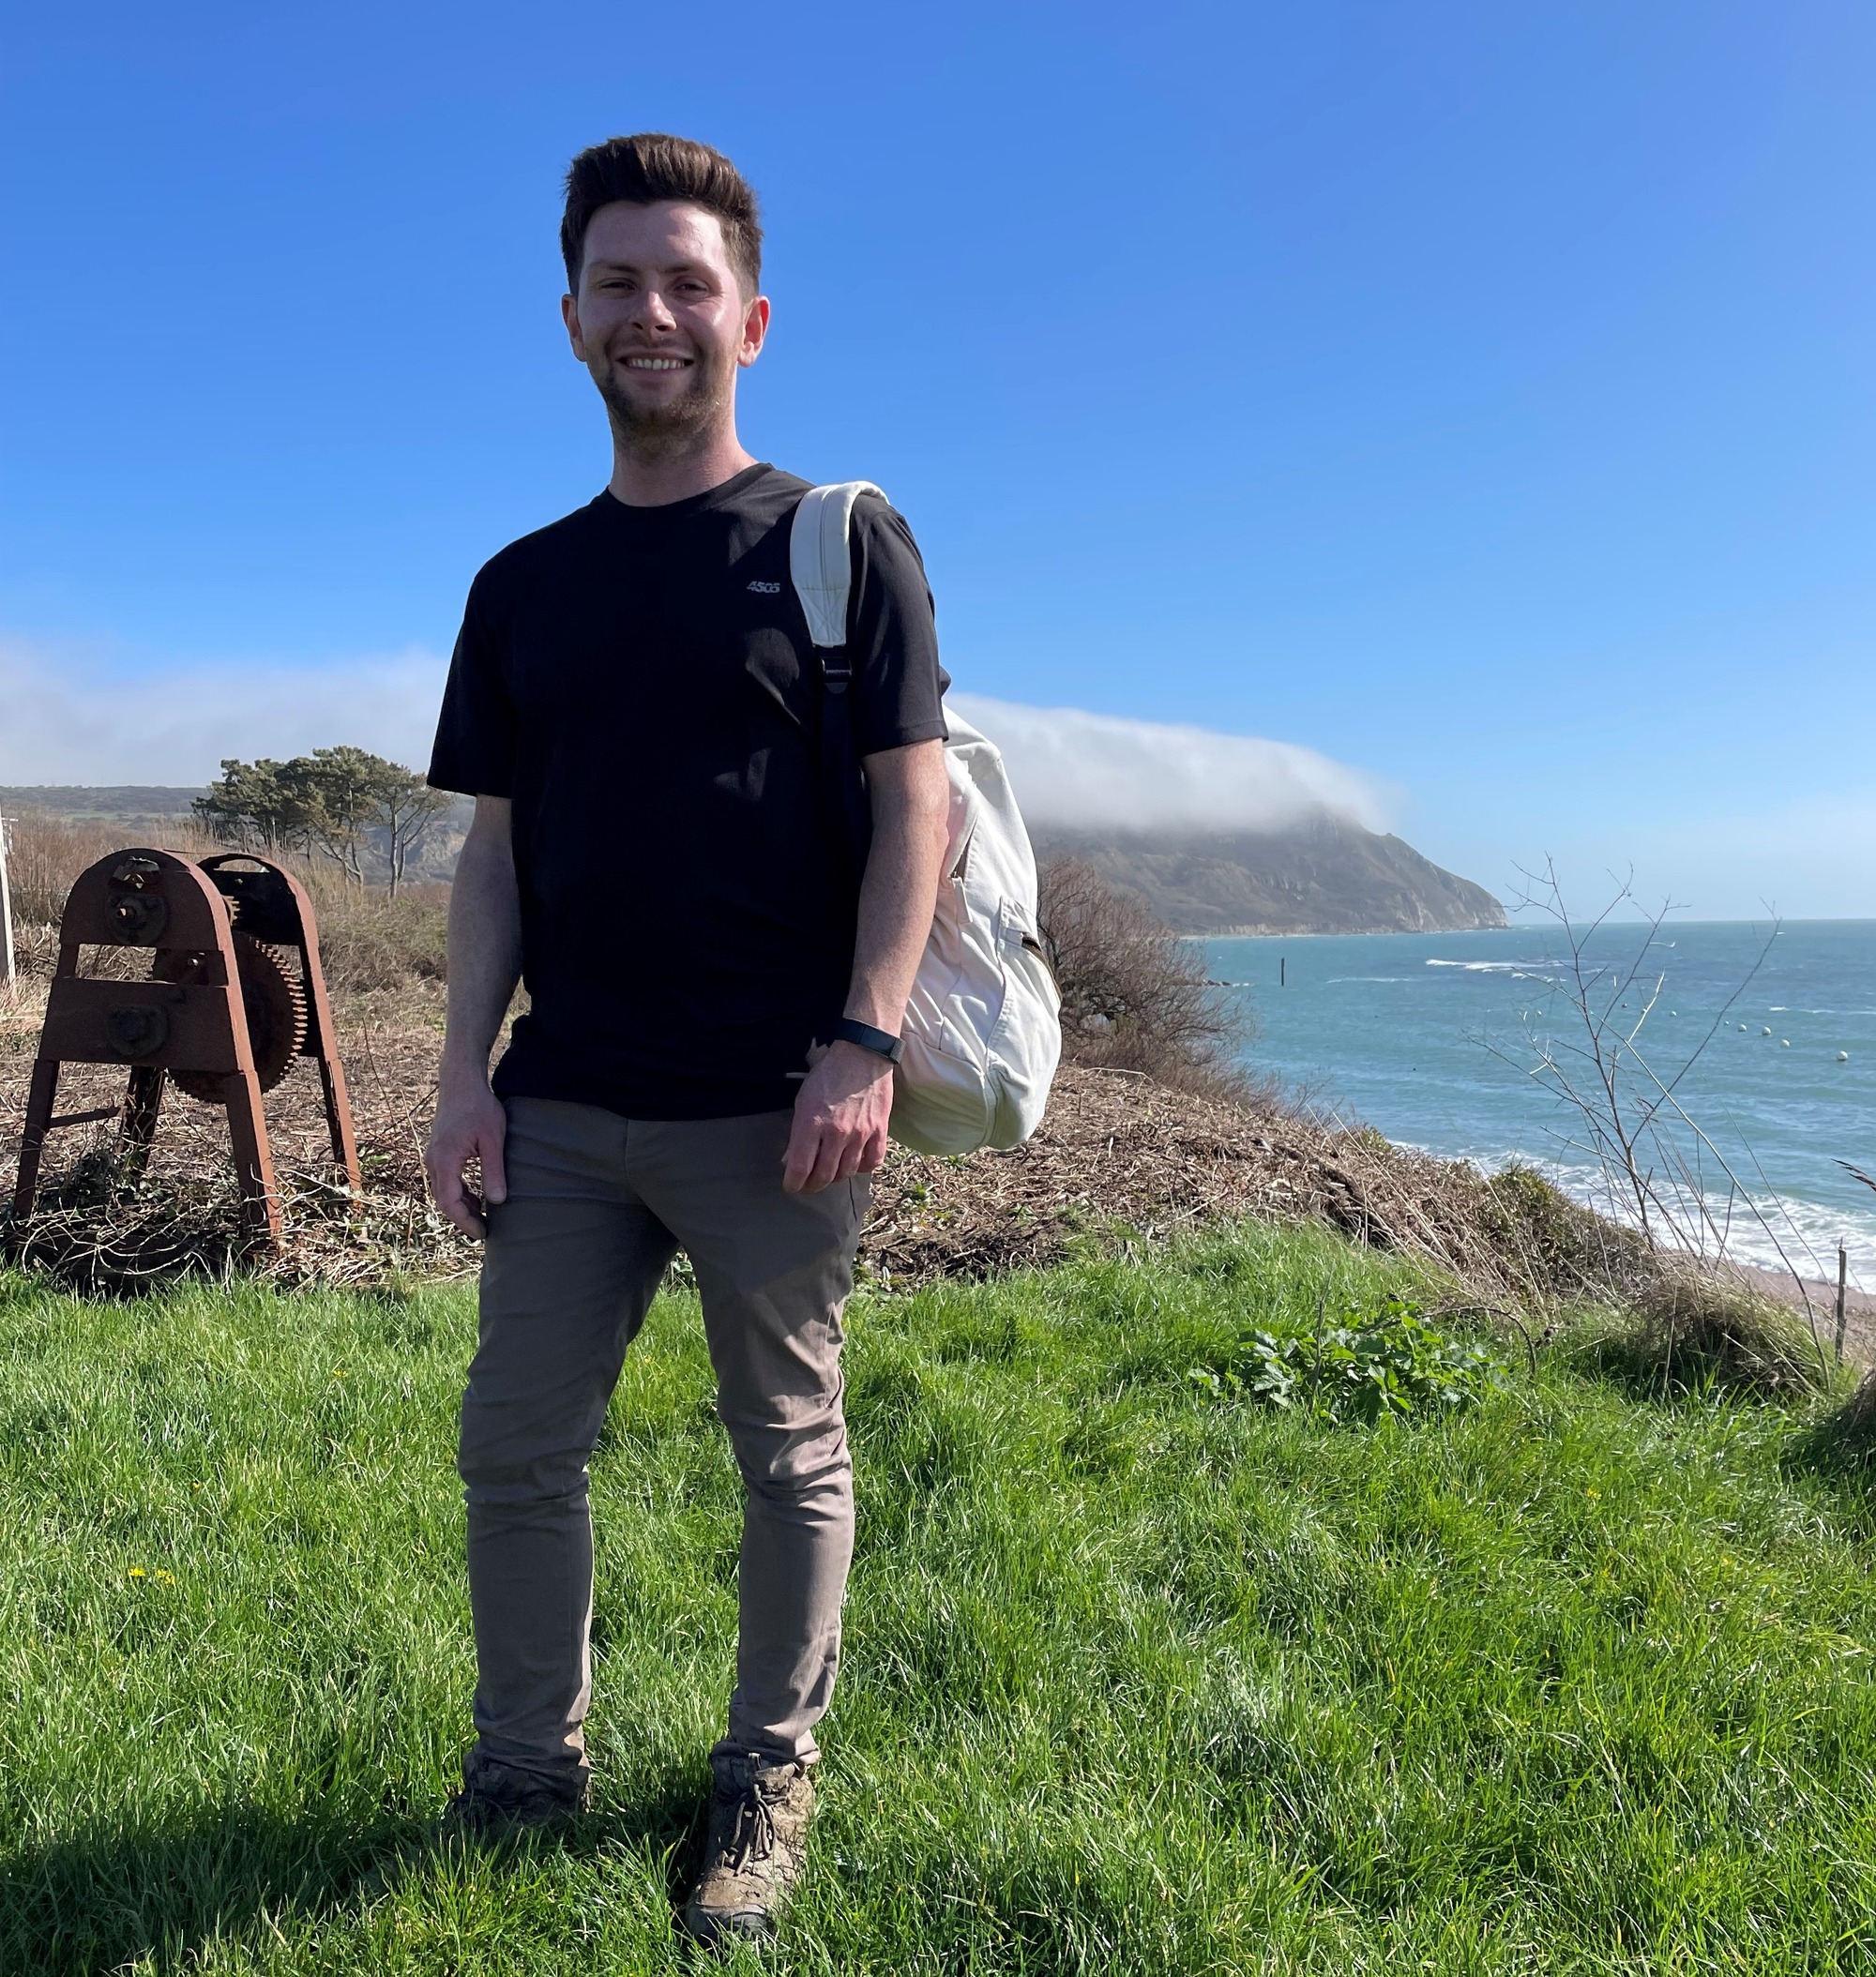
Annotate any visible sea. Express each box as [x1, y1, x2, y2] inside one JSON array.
[[1205, 920, 1876, 1290]]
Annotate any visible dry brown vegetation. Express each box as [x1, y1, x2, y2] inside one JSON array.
[[1036, 854, 1258, 1103], [1036, 854, 1241, 1075], [3, 811, 203, 928], [0, 823, 1838, 1388]]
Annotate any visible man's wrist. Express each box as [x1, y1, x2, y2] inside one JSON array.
[[825, 1037, 896, 1079], [832, 1016, 904, 1064], [439, 1049, 496, 1092]]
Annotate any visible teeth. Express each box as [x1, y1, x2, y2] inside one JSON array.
[[627, 356, 686, 370]]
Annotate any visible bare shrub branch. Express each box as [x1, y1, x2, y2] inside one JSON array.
[[1487, 859, 1831, 1380], [1036, 856, 1256, 1101]]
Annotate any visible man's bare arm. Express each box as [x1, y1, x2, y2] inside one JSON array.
[[783, 738, 952, 1194], [424, 795, 522, 1236]]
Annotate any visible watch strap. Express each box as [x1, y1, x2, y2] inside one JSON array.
[[832, 1017, 905, 1064]]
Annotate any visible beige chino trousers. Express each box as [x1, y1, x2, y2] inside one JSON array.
[[459, 1095, 868, 1789]]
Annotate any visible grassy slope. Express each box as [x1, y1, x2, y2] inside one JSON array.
[[1, 1224, 1872, 1975]]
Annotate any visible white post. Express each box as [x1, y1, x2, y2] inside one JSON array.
[[0, 813, 16, 990]]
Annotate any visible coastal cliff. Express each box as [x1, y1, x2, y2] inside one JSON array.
[[1032, 813, 1506, 936]]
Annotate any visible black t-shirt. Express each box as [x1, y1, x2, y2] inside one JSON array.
[[428, 462, 949, 1119]]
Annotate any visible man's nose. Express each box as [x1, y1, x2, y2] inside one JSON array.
[[631, 285, 677, 332]]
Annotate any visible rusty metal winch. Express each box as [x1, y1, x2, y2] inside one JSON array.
[[9, 848, 360, 1245]]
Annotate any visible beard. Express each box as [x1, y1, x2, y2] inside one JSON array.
[[595, 348, 735, 462]]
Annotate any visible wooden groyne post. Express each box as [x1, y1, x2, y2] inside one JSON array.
[[1837, 1239, 1850, 1366]]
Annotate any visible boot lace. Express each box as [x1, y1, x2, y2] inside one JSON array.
[[721, 1758, 784, 1870]]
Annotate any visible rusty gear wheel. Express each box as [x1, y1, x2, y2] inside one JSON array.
[[156, 933, 309, 1099]]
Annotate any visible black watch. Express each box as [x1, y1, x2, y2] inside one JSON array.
[[832, 1018, 905, 1064]]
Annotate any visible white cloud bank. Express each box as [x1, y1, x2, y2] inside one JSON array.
[[0, 636, 451, 784], [0, 636, 1388, 837], [952, 693, 1389, 835]]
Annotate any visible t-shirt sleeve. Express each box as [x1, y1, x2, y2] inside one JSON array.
[[427, 566, 517, 797], [846, 496, 951, 757]]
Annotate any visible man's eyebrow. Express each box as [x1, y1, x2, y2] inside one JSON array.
[[583, 254, 716, 279]]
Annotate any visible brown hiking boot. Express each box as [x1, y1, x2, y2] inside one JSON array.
[[679, 1749, 816, 1945], [434, 1749, 589, 1844]]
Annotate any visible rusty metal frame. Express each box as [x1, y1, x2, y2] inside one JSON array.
[[9, 847, 361, 1250], [196, 853, 361, 1197]]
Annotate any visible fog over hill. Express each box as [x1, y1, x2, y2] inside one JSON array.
[[959, 696, 1505, 935], [0, 640, 1508, 932]]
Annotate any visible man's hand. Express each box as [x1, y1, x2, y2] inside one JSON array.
[[425, 1075, 509, 1237], [783, 1041, 895, 1195], [779, 740, 945, 1196]]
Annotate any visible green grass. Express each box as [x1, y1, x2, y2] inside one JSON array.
[[2, 1222, 1874, 1974]]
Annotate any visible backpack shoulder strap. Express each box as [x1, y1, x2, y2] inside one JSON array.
[[789, 481, 887, 648], [790, 481, 889, 883]]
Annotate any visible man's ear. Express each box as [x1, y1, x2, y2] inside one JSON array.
[[738, 294, 771, 370], [562, 291, 587, 363]]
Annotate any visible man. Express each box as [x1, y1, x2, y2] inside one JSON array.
[[422, 132, 951, 1944]]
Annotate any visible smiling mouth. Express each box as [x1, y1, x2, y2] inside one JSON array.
[[624, 355, 690, 371]]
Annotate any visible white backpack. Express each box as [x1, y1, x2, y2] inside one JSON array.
[[791, 481, 1062, 1155]]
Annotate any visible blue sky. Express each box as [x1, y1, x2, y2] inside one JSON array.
[[3, 1, 1871, 916]]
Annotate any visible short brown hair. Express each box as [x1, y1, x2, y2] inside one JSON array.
[[560, 133, 763, 295]]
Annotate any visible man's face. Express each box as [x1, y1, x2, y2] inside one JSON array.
[[563, 201, 768, 455]]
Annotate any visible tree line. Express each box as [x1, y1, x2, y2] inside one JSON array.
[[193, 747, 455, 898]]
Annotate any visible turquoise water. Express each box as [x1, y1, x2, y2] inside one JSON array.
[[1206, 921, 1876, 1285]]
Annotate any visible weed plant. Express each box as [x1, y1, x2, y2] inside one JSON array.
[[2, 1220, 1874, 1972], [1185, 1295, 1505, 1422]]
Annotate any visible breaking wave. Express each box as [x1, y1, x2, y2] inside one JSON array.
[[1426, 958, 1565, 973]]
